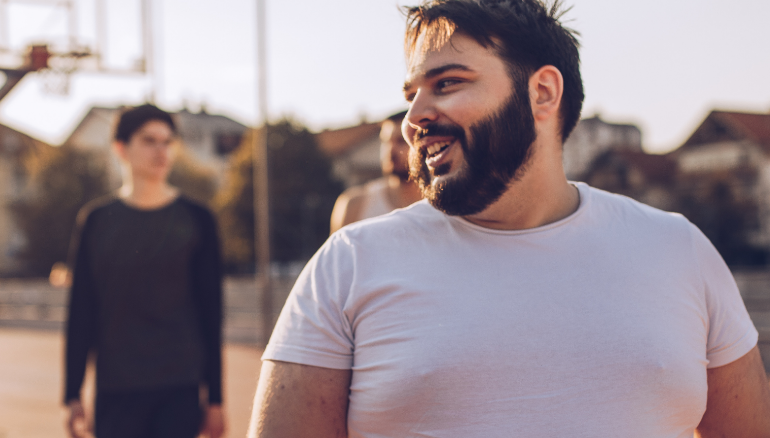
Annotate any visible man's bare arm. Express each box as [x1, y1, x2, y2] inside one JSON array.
[[330, 188, 365, 235], [696, 346, 770, 437], [248, 360, 352, 438]]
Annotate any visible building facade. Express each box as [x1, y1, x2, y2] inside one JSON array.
[[563, 114, 643, 181]]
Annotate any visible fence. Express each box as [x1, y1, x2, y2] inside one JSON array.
[[0, 275, 296, 345], [1, 270, 770, 371]]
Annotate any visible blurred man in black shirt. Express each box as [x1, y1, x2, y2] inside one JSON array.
[[64, 104, 225, 438]]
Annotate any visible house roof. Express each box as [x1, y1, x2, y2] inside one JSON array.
[[681, 110, 770, 150], [579, 114, 641, 131], [62, 105, 249, 151], [591, 149, 678, 184], [315, 122, 381, 156], [62, 106, 119, 148], [175, 108, 248, 130]]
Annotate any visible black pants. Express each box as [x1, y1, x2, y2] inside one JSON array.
[[95, 385, 202, 438]]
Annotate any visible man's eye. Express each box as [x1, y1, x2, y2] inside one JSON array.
[[404, 93, 416, 103], [437, 79, 460, 90]]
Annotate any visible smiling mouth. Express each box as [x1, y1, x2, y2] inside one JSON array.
[[426, 140, 453, 159]]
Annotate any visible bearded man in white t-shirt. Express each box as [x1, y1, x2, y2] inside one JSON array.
[[249, 1, 770, 437]]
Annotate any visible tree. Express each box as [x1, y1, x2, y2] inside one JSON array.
[[168, 146, 219, 206], [10, 146, 111, 276], [215, 119, 344, 273]]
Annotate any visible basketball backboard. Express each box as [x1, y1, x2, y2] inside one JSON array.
[[0, 0, 151, 98]]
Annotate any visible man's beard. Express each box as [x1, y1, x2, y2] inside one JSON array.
[[408, 85, 536, 216]]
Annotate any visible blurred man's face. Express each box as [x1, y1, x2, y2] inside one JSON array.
[[380, 118, 410, 181], [116, 120, 177, 182], [402, 32, 536, 216]]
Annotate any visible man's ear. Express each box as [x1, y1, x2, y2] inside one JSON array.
[[529, 65, 563, 123], [113, 140, 127, 161]]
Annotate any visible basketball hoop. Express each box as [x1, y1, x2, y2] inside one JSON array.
[[38, 51, 83, 96], [0, 0, 151, 98], [27, 45, 51, 71]]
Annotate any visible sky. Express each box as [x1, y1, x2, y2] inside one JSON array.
[[0, 0, 768, 153]]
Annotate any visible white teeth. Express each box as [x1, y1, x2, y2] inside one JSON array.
[[426, 141, 451, 156]]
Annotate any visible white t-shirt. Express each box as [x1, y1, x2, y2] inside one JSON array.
[[264, 183, 758, 438]]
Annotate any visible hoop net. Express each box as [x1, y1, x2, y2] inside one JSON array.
[[38, 53, 80, 96]]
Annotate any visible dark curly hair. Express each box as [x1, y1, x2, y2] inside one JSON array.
[[404, 0, 584, 142]]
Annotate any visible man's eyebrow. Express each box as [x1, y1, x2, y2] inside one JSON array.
[[403, 63, 474, 92]]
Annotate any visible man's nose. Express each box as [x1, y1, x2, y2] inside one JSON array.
[[406, 90, 439, 128], [152, 141, 169, 151], [404, 90, 438, 144]]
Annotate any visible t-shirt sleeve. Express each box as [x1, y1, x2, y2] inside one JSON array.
[[262, 233, 355, 369], [691, 225, 758, 368]]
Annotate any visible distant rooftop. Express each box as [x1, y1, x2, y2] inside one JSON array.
[[314, 122, 381, 157], [682, 110, 770, 150]]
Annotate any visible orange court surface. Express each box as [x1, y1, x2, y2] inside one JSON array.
[[0, 328, 264, 438]]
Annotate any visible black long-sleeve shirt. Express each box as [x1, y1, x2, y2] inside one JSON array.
[[64, 195, 223, 404]]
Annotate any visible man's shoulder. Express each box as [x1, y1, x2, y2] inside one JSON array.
[[581, 184, 696, 239], [330, 184, 371, 233], [171, 196, 219, 233], [362, 177, 389, 193], [318, 201, 442, 273], [176, 195, 214, 215], [335, 200, 440, 237], [357, 198, 437, 222], [336, 185, 368, 209], [76, 193, 120, 224], [585, 184, 687, 222], [339, 179, 388, 203], [343, 177, 387, 194]]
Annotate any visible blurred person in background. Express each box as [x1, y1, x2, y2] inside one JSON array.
[[63, 104, 225, 438], [329, 111, 422, 233]]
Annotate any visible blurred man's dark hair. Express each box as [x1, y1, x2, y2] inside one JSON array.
[[114, 104, 177, 143], [403, 0, 584, 141]]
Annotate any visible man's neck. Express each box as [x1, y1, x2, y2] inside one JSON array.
[[462, 141, 579, 231], [119, 176, 178, 210], [385, 174, 423, 209]]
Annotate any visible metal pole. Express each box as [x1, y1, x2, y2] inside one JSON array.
[[141, 0, 155, 102], [67, 0, 76, 50], [0, 0, 8, 50], [95, 0, 105, 70], [254, 0, 272, 346]]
